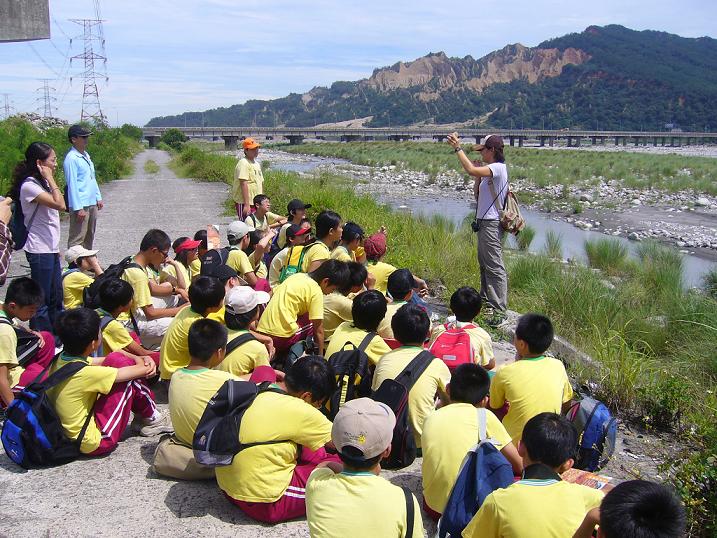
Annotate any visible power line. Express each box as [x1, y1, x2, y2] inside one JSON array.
[[69, 16, 108, 124], [2, 94, 13, 119]]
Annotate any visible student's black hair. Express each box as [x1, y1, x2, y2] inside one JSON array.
[[392, 303, 430, 345], [352, 290, 387, 332], [243, 230, 262, 256], [188, 276, 225, 315], [55, 307, 100, 356], [387, 268, 414, 301], [224, 307, 259, 331], [309, 259, 350, 289], [252, 194, 269, 206], [284, 355, 336, 405], [341, 221, 364, 243], [521, 412, 577, 468], [338, 445, 382, 470], [98, 278, 134, 313], [172, 236, 191, 266], [193, 229, 208, 250], [339, 261, 367, 295], [450, 286, 482, 322], [598, 480, 686, 538], [449, 364, 491, 405], [515, 313, 554, 354], [4, 277, 44, 307], [188, 318, 228, 362], [140, 228, 171, 252], [315, 210, 342, 239]]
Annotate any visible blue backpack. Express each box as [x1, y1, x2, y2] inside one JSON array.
[[1, 360, 95, 468], [438, 409, 515, 538], [565, 396, 617, 472]]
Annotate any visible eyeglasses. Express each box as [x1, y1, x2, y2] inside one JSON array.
[[158, 249, 169, 259]]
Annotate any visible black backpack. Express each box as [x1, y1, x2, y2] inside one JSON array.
[[1, 360, 95, 468], [371, 350, 435, 470], [225, 332, 257, 356], [324, 332, 376, 420], [193, 380, 290, 467], [200, 247, 231, 276], [83, 256, 141, 309], [8, 178, 43, 251], [0, 316, 41, 367]]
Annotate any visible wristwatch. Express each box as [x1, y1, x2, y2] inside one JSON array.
[[454, 147, 463, 153], [171, 285, 177, 295]]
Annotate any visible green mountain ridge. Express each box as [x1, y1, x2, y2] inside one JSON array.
[[146, 25, 717, 131]]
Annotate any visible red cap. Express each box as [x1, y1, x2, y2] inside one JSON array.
[[249, 365, 277, 384], [364, 233, 387, 259], [174, 239, 202, 254]]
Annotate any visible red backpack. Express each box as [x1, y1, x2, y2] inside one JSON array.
[[429, 323, 476, 372]]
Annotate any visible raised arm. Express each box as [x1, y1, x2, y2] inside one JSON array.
[[447, 133, 494, 179]]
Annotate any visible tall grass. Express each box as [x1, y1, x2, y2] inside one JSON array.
[[543, 230, 563, 259], [705, 269, 717, 299], [584, 238, 629, 275], [515, 225, 536, 251]]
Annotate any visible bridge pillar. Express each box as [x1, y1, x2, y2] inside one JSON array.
[[549, 137, 554, 147], [340, 135, 361, 142], [566, 137, 572, 147], [286, 135, 304, 145], [433, 135, 446, 142], [265, 135, 273, 140], [614, 136, 620, 146], [574, 137, 581, 147], [518, 137, 524, 147], [146, 135, 160, 148], [622, 137, 627, 146], [509, 136, 515, 147], [222, 136, 239, 150], [633, 137, 640, 146], [539, 136, 545, 147], [670, 137, 676, 147], [591, 136, 597, 145]]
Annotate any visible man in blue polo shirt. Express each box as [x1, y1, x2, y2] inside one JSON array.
[[64, 124, 103, 249]]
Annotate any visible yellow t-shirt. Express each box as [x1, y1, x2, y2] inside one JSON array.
[[330, 245, 355, 263], [161, 262, 192, 288], [207, 306, 225, 324], [216, 330, 270, 376], [232, 157, 264, 204], [490, 357, 574, 444], [97, 310, 133, 353], [306, 468, 423, 538], [377, 301, 406, 342], [257, 273, 324, 337], [302, 242, 331, 272], [0, 315, 23, 389], [277, 222, 292, 249], [429, 321, 495, 367], [121, 265, 153, 317], [367, 261, 397, 295], [189, 258, 201, 278], [47, 356, 117, 454], [62, 270, 94, 310], [325, 322, 391, 366], [422, 404, 513, 513], [256, 260, 268, 279], [168, 367, 238, 445], [159, 308, 204, 380], [227, 248, 254, 277], [215, 390, 332, 502], [462, 476, 604, 538], [246, 211, 282, 232], [323, 292, 354, 342], [371, 347, 451, 447]]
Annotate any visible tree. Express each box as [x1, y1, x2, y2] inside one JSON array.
[[160, 128, 188, 151]]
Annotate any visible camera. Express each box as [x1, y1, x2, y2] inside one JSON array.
[[471, 219, 481, 233]]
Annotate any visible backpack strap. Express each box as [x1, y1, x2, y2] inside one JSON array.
[[24, 177, 45, 235], [225, 333, 257, 356], [477, 408, 487, 442], [37, 358, 88, 390], [61, 268, 81, 280], [94, 314, 115, 358], [357, 331, 377, 352], [402, 486, 415, 538], [395, 350, 435, 393]]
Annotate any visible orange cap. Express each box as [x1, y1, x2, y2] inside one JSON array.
[[242, 137, 261, 150]]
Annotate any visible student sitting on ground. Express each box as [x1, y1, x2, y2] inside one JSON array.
[[306, 398, 423, 537], [159, 275, 225, 380], [0, 277, 56, 406], [489, 313, 573, 444], [217, 356, 339, 524], [244, 229, 274, 291], [302, 210, 343, 272], [330, 221, 364, 263], [325, 290, 391, 366], [48, 308, 173, 456], [268, 223, 312, 289], [372, 304, 450, 448], [429, 286, 495, 370], [246, 194, 287, 232], [96, 278, 161, 366], [277, 198, 312, 250], [225, 220, 267, 291], [161, 237, 202, 292], [572, 479, 686, 538], [257, 260, 350, 357], [363, 232, 395, 295], [462, 412, 604, 538], [216, 286, 273, 377], [377, 269, 415, 347], [323, 262, 369, 344], [190, 229, 208, 279], [62, 245, 104, 309], [121, 229, 187, 348], [421, 363, 522, 520]]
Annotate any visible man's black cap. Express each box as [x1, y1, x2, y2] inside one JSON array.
[[68, 124, 93, 138]]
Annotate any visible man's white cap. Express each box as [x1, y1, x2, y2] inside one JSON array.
[[64, 245, 99, 265], [227, 220, 255, 241], [225, 285, 270, 315]]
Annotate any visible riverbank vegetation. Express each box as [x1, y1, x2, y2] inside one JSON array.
[[279, 141, 717, 195], [0, 117, 143, 195], [174, 144, 716, 535]]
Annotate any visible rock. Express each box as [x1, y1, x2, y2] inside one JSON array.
[[631, 199, 642, 206], [695, 196, 710, 207], [579, 193, 594, 202], [628, 232, 641, 241]]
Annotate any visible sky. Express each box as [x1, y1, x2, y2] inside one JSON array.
[[0, 0, 715, 126]]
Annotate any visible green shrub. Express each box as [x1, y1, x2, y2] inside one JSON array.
[[160, 128, 188, 151], [704, 269, 717, 299], [119, 123, 143, 141], [143, 160, 160, 174]]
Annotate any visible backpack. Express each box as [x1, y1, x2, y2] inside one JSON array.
[[62, 268, 81, 280], [93, 312, 118, 357], [565, 396, 617, 472], [324, 332, 376, 420], [429, 323, 476, 372], [200, 247, 231, 277], [1, 360, 95, 468], [262, 228, 283, 266], [278, 242, 318, 284], [371, 350, 435, 470], [82, 256, 141, 309], [225, 332, 257, 356], [193, 380, 289, 467], [8, 178, 43, 251], [487, 180, 526, 236], [0, 316, 41, 368], [438, 408, 515, 538]]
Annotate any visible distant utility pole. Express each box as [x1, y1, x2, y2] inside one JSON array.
[[36, 79, 57, 117], [1, 93, 12, 119], [69, 15, 107, 124]]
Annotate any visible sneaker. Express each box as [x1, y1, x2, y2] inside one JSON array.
[[485, 310, 507, 328], [135, 410, 174, 437]]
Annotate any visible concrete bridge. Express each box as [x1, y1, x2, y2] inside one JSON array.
[[141, 126, 717, 150]]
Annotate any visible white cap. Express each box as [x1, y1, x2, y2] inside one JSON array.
[[64, 245, 99, 265], [225, 286, 270, 315], [227, 220, 255, 241]]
